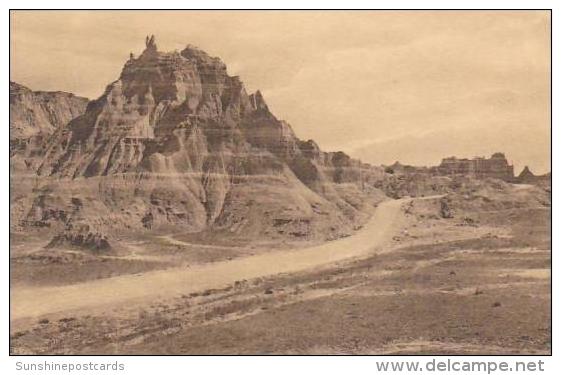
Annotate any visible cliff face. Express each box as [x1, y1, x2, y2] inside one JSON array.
[[435, 153, 515, 182], [11, 37, 387, 248], [10, 81, 89, 172], [10, 81, 89, 140]]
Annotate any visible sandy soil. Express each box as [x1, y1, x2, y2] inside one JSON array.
[[9, 194, 551, 355], [10, 196, 428, 321]]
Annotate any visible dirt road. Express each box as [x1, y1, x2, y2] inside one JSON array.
[[10, 196, 438, 321]]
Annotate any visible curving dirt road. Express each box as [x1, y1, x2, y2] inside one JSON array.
[[10, 196, 438, 321]]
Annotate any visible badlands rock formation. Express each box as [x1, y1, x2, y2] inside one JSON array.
[[10, 81, 88, 141], [10, 81, 88, 173], [11, 37, 387, 249], [435, 153, 515, 182], [516, 166, 551, 186]]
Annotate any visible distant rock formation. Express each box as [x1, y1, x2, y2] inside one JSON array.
[[384, 161, 429, 175], [10, 81, 89, 172], [435, 153, 515, 182], [516, 166, 551, 185], [518, 166, 535, 181], [10, 81, 89, 141]]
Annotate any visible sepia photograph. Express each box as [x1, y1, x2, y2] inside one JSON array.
[[8, 9, 551, 357]]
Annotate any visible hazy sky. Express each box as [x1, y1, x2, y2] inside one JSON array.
[[10, 11, 551, 174]]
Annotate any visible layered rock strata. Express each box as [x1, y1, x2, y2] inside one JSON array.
[[11, 37, 387, 249]]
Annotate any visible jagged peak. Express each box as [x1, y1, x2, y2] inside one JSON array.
[[145, 34, 157, 51], [249, 90, 268, 111], [519, 166, 535, 177]]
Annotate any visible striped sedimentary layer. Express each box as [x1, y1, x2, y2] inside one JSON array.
[[11, 37, 387, 248]]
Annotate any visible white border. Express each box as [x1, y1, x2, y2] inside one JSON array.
[[1, 1, 557, 374]]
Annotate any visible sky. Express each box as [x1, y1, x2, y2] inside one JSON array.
[[10, 11, 551, 174]]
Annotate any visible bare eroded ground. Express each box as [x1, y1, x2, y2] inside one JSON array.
[[10, 195, 551, 355]]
